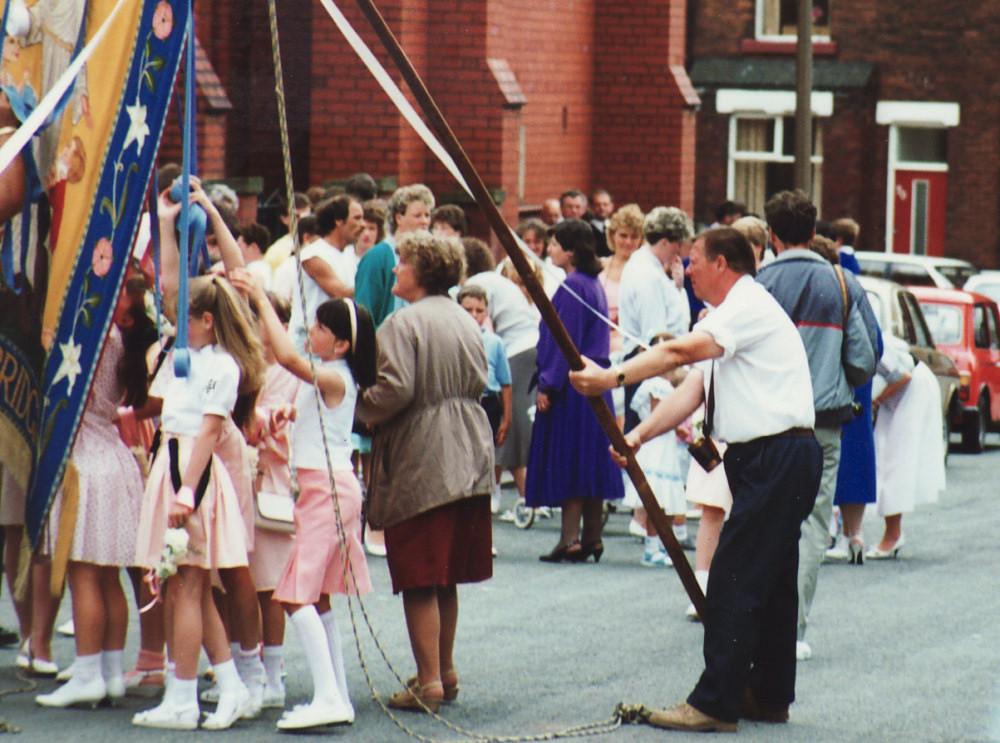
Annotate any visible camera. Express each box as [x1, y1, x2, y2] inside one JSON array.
[[688, 436, 722, 472]]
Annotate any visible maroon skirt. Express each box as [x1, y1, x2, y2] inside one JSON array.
[[384, 495, 492, 594]]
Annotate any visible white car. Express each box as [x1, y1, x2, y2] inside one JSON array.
[[964, 270, 1000, 305], [855, 251, 978, 289]]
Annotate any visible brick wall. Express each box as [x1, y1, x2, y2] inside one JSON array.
[[178, 0, 695, 241]]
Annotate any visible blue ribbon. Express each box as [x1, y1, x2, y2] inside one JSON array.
[[173, 4, 195, 378]]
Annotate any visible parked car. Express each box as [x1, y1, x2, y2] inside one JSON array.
[[857, 276, 961, 457], [856, 251, 978, 289], [964, 270, 1000, 306], [910, 287, 1000, 452]]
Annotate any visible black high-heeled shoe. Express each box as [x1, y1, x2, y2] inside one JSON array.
[[573, 540, 604, 563], [539, 541, 582, 563]]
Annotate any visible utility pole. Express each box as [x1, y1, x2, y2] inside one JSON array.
[[794, 0, 813, 194]]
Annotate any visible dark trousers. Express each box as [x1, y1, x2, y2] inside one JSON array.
[[480, 392, 502, 439], [687, 432, 822, 723], [622, 346, 642, 432]]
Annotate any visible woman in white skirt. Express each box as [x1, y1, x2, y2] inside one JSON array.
[[866, 333, 945, 558]]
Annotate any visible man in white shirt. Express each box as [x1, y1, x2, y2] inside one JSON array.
[[618, 206, 692, 429], [288, 195, 363, 354], [570, 227, 822, 733]]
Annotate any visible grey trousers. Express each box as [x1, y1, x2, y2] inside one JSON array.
[[796, 425, 842, 641]]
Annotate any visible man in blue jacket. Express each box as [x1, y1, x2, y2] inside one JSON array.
[[756, 190, 879, 662]]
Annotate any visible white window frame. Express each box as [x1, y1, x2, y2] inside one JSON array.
[[755, 0, 831, 42], [725, 115, 825, 211]]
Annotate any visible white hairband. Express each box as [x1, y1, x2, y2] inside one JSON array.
[[346, 298, 357, 350]]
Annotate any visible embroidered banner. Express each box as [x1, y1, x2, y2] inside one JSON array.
[[22, 0, 189, 545]]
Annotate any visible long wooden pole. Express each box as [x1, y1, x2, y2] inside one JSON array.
[[352, 0, 705, 617], [794, 0, 814, 194]]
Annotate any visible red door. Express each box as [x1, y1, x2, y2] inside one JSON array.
[[892, 170, 948, 256]]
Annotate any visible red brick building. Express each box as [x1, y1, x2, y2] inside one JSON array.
[[161, 0, 698, 234], [689, 0, 1000, 267]]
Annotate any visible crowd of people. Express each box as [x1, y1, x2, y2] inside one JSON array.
[[0, 172, 947, 733]]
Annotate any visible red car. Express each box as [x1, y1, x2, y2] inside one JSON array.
[[911, 287, 1000, 452]]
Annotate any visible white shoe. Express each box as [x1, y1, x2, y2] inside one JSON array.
[[498, 509, 516, 523], [36, 675, 107, 708], [640, 548, 672, 568], [56, 619, 75, 637], [628, 518, 646, 538], [15, 640, 29, 670], [56, 659, 77, 682], [535, 506, 552, 519], [685, 603, 701, 622], [200, 683, 220, 704], [105, 674, 126, 702], [261, 682, 286, 709], [202, 686, 252, 730], [31, 656, 59, 677], [796, 641, 812, 661], [243, 679, 264, 719], [276, 699, 354, 730], [866, 534, 905, 560], [825, 534, 850, 562], [132, 699, 200, 730], [364, 541, 387, 557]]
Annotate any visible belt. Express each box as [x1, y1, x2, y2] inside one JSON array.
[[767, 427, 814, 440]]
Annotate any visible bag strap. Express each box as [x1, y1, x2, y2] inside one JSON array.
[[834, 265, 850, 329], [703, 361, 716, 439]]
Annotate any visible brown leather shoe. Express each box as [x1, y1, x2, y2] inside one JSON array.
[[647, 702, 737, 733], [387, 681, 444, 713], [741, 687, 789, 723]]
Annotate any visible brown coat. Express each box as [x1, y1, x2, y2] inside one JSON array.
[[357, 296, 494, 529]]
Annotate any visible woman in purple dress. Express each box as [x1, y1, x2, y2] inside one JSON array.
[[526, 219, 624, 563]]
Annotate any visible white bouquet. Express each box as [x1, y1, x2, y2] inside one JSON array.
[[141, 528, 189, 613], [156, 527, 189, 579]]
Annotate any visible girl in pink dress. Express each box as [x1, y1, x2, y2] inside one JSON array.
[[35, 292, 156, 708], [234, 273, 373, 731], [246, 293, 299, 708], [131, 275, 266, 732]]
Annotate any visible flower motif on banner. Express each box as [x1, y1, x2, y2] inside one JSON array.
[[52, 6, 176, 398]]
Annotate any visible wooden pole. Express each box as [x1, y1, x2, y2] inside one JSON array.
[[352, 0, 705, 617], [794, 0, 814, 194]]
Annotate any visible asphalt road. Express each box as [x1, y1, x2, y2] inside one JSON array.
[[1, 436, 999, 742]]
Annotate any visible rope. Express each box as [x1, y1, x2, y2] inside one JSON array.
[[265, 2, 630, 740]]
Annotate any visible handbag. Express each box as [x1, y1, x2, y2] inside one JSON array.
[[255, 489, 296, 534]]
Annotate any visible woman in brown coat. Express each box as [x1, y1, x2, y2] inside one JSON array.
[[357, 231, 494, 712]]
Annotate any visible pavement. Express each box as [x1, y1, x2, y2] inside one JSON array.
[[0, 435, 998, 742]]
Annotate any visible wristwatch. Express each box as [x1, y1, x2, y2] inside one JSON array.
[[614, 366, 626, 388]]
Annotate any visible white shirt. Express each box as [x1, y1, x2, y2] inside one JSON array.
[[246, 259, 272, 292], [465, 271, 540, 358], [155, 345, 240, 437], [693, 275, 815, 444], [292, 358, 356, 471], [619, 245, 691, 356], [288, 238, 358, 354]]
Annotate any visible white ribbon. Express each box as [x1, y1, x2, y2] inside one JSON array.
[[0, 0, 130, 176]]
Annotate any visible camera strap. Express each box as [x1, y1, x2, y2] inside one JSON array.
[[703, 361, 716, 439]]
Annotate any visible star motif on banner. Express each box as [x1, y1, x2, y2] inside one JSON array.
[[52, 340, 83, 394], [123, 101, 150, 153]]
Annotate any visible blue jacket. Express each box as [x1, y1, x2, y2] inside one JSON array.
[[756, 249, 879, 426]]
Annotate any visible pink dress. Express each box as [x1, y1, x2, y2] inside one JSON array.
[[46, 327, 144, 565], [598, 270, 623, 355], [248, 364, 298, 592]]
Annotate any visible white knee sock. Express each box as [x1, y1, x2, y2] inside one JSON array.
[[261, 645, 284, 689], [290, 607, 341, 706], [100, 649, 124, 681], [695, 569, 709, 595], [672, 523, 688, 542], [74, 653, 101, 683], [319, 610, 350, 704]]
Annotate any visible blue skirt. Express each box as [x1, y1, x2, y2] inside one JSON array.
[[525, 385, 624, 507], [834, 380, 876, 506]]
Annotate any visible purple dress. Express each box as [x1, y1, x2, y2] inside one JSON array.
[[526, 271, 625, 507]]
